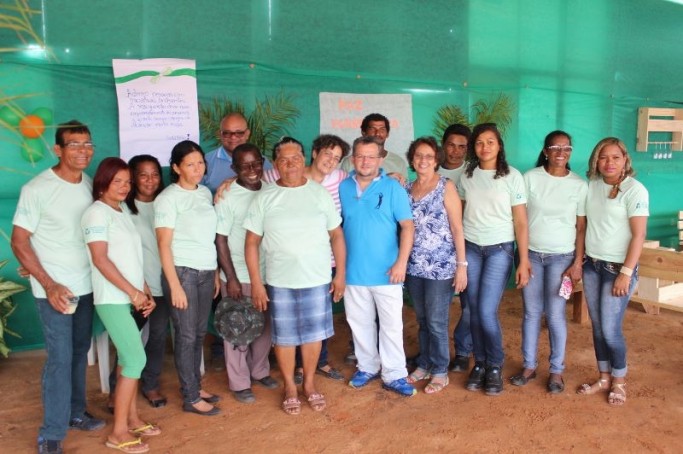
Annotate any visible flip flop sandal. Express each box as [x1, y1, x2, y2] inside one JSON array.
[[577, 378, 610, 395], [282, 396, 301, 415], [105, 437, 149, 453], [306, 392, 326, 411], [129, 423, 161, 437]]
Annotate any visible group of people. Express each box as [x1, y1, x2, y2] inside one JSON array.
[[11, 111, 649, 454]]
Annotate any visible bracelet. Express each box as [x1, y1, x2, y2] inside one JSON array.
[[619, 266, 633, 277], [456, 261, 469, 267], [131, 291, 139, 304]]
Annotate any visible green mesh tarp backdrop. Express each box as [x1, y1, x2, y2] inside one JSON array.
[[2, 0, 683, 350]]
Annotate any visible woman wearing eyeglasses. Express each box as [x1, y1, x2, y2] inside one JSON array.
[[510, 131, 587, 393]]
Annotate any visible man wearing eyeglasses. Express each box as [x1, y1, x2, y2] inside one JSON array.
[[202, 112, 273, 193], [12, 120, 105, 454], [339, 135, 416, 397]]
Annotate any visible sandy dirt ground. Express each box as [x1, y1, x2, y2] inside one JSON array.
[[1, 289, 682, 453]]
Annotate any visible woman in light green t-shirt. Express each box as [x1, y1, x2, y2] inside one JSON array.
[[83, 158, 160, 451], [458, 123, 531, 397], [511, 131, 587, 394], [155, 141, 221, 416], [577, 138, 648, 407]]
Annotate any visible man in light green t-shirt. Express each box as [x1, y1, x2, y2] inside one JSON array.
[[215, 143, 277, 404], [11, 120, 105, 453]]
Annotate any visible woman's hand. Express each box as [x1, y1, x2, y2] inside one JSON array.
[[138, 294, 156, 318], [330, 275, 346, 303], [251, 283, 269, 312], [612, 273, 631, 297], [516, 260, 531, 289], [564, 261, 583, 284], [170, 284, 188, 310], [453, 267, 468, 293]]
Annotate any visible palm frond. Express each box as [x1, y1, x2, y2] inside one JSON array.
[[198, 97, 246, 148], [432, 105, 471, 139], [249, 92, 300, 157], [198, 92, 300, 157], [471, 93, 514, 136]]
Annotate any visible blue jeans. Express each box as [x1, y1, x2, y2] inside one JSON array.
[[461, 241, 513, 368], [406, 275, 453, 376], [35, 293, 94, 441], [520, 250, 574, 373], [162, 267, 215, 404], [453, 295, 472, 357], [583, 258, 638, 378], [141, 295, 171, 393]]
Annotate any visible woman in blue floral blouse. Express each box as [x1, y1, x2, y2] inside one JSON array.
[[404, 136, 468, 394]]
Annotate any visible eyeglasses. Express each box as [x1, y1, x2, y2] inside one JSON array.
[[238, 160, 264, 171], [353, 155, 381, 161], [64, 141, 95, 150], [547, 145, 573, 153], [221, 129, 247, 138]]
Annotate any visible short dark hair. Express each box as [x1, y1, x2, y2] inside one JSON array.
[[441, 124, 471, 145], [232, 143, 263, 167], [352, 135, 386, 158], [55, 120, 90, 146], [169, 140, 205, 183], [92, 157, 129, 201], [311, 134, 350, 163], [125, 154, 164, 214], [535, 130, 572, 170], [361, 113, 390, 133], [464, 123, 510, 179], [272, 136, 304, 160], [406, 136, 444, 172]]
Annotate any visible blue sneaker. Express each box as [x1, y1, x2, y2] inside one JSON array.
[[348, 370, 380, 388], [382, 377, 417, 397]]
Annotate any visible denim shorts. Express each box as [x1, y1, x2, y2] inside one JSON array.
[[266, 283, 333, 346]]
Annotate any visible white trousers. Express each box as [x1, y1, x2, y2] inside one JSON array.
[[344, 285, 407, 382]]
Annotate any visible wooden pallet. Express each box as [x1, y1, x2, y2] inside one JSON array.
[[631, 245, 683, 314]]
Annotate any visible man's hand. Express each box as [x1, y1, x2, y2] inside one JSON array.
[[46, 283, 73, 314]]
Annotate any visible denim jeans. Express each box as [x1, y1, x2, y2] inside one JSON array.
[[35, 293, 94, 441], [406, 275, 453, 376], [520, 250, 575, 373], [453, 295, 472, 357], [141, 295, 171, 392], [461, 241, 513, 368], [583, 258, 638, 378], [162, 267, 215, 404]]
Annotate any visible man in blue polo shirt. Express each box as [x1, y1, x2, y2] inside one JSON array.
[[339, 135, 416, 397], [202, 112, 273, 193]]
